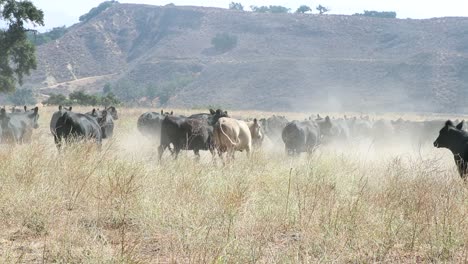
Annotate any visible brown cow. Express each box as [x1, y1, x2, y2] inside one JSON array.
[[246, 118, 263, 148], [214, 117, 252, 161]]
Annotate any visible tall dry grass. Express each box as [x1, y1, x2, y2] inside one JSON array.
[[0, 106, 466, 263]]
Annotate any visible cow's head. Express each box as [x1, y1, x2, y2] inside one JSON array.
[[210, 109, 229, 125], [317, 116, 333, 136], [250, 118, 262, 139], [28, 107, 40, 129], [106, 106, 119, 120], [434, 120, 464, 149], [97, 110, 114, 139], [0, 108, 10, 129]]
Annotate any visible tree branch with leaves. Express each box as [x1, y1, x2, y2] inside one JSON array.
[[0, 0, 44, 93]]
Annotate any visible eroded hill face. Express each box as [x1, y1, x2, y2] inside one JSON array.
[[25, 4, 468, 113]]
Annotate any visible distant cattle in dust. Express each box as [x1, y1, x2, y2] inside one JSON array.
[[260, 115, 288, 144], [137, 110, 172, 140], [0, 107, 40, 144], [282, 120, 320, 156]]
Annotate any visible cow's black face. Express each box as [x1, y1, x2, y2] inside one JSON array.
[[434, 120, 463, 148], [210, 109, 229, 125], [29, 107, 40, 129]]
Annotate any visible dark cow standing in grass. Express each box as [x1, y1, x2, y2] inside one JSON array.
[[158, 109, 228, 160], [282, 120, 320, 155], [54, 111, 102, 150], [50, 106, 72, 140], [0, 107, 39, 144], [137, 110, 172, 140], [88, 108, 115, 139], [433, 120, 468, 180]]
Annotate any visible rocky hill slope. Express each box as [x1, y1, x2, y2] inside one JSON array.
[[25, 3, 468, 113]]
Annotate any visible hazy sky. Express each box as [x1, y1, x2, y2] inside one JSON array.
[[31, 0, 468, 31]]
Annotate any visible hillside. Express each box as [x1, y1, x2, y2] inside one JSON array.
[[24, 3, 468, 113]]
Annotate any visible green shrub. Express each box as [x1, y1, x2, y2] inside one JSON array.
[[8, 88, 36, 105], [229, 2, 244, 11], [27, 26, 68, 46], [353, 10, 397, 18], [43, 93, 70, 106], [211, 33, 238, 51], [296, 5, 312, 14]]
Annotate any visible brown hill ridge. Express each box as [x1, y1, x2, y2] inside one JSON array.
[[25, 3, 468, 112]]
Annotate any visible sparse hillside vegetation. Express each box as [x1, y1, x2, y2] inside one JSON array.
[[43, 90, 120, 106], [250, 5, 290, 13], [354, 10, 397, 18], [27, 26, 68, 46], [79, 0, 119, 22], [296, 5, 312, 14], [211, 32, 238, 52], [229, 2, 244, 11]]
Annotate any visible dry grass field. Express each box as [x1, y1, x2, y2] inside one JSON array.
[[0, 106, 467, 263]]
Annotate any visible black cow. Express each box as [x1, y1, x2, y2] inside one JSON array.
[[433, 120, 468, 180], [0, 107, 39, 144], [54, 111, 102, 150], [137, 110, 172, 140], [282, 120, 321, 155], [158, 109, 228, 160], [88, 108, 114, 139], [50, 106, 72, 137]]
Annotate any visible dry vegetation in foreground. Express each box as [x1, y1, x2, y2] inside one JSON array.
[[0, 106, 467, 263]]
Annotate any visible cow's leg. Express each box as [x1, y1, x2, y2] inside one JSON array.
[[194, 149, 201, 161], [174, 148, 181, 160], [54, 136, 62, 152], [157, 145, 165, 160]]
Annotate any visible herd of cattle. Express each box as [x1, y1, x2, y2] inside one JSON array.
[[0, 105, 467, 179]]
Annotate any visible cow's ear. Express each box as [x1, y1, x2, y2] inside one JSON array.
[[209, 109, 215, 115], [445, 120, 454, 127], [59, 105, 62, 111], [33, 107, 39, 114], [456, 120, 464, 130]]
